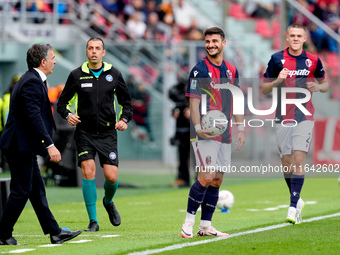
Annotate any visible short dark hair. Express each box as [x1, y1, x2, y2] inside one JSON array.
[[86, 37, 105, 50], [26, 44, 53, 69], [287, 23, 307, 32], [204, 27, 225, 40]]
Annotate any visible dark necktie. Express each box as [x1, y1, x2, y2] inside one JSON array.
[[43, 80, 48, 90]]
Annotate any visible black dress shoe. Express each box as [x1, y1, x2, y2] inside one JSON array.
[[0, 237, 26, 245], [85, 220, 99, 232], [50, 228, 82, 244], [103, 197, 121, 226]]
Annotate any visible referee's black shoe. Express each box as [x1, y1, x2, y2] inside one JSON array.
[[85, 220, 99, 232], [103, 197, 121, 226]]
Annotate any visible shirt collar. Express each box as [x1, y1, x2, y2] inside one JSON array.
[[33, 68, 47, 82]]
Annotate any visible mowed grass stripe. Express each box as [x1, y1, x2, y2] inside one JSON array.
[[127, 212, 340, 255]]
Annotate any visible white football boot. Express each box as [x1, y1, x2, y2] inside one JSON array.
[[295, 198, 305, 224], [286, 206, 297, 224], [181, 221, 194, 238], [197, 225, 229, 237]]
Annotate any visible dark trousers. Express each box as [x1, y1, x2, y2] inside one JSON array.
[[0, 149, 59, 239], [178, 138, 191, 184]]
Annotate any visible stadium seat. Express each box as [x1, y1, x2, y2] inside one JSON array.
[[255, 18, 272, 38], [229, 2, 249, 19], [325, 52, 339, 77], [272, 19, 280, 36]]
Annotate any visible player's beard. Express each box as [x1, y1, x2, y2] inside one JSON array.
[[206, 46, 222, 58]]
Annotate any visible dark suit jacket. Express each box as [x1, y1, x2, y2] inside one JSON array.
[[0, 69, 56, 156]]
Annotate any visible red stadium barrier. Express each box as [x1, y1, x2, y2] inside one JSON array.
[[313, 118, 340, 165]]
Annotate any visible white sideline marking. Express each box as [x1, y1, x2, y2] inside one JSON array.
[[6, 249, 35, 253], [38, 244, 61, 247], [246, 201, 317, 212], [127, 212, 340, 255], [68, 239, 92, 243]]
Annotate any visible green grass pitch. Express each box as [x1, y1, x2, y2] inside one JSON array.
[[0, 171, 340, 254]]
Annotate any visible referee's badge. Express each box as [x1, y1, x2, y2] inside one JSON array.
[[106, 75, 113, 82], [109, 152, 116, 160]]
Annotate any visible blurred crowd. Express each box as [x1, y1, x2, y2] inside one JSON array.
[[5, 0, 340, 52], [6, 0, 204, 42]]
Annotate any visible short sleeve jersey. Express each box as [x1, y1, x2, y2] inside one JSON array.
[[186, 57, 239, 144], [263, 48, 326, 123]]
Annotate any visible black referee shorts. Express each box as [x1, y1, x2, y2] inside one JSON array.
[[74, 128, 118, 167]]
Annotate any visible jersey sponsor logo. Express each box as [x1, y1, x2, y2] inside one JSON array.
[[106, 74, 113, 82], [191, 79, 197, 89], [81, 83, 93, 88], [305, 59, 312, 67], [194, 70, 199, 77], [109, 152, 116, 160], [283, 68, 310, 77]]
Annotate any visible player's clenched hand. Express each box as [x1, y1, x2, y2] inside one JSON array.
[[115, 120, 127, 131], [67, 114, 81, 126], [277, 68, 289, 81], [196, 129, 220, 140], [47, 145, 61, 163], [235, 131, 245, 151], [306, 82, 321, 92]]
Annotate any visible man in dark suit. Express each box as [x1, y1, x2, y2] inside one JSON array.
[[0, 44, 82, 245]]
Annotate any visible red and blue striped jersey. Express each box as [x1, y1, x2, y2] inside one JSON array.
[[263, 48, 326, 123], [186, 57, 239, 144]]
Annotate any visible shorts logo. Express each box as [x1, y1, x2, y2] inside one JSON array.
[[106, 75, 113, 82], [78, 151, 89, 157], [109, 152, 116, 160], [306, 133, 311, 148], [305, 59, 312, 68], [206, 155, 211, 165]]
